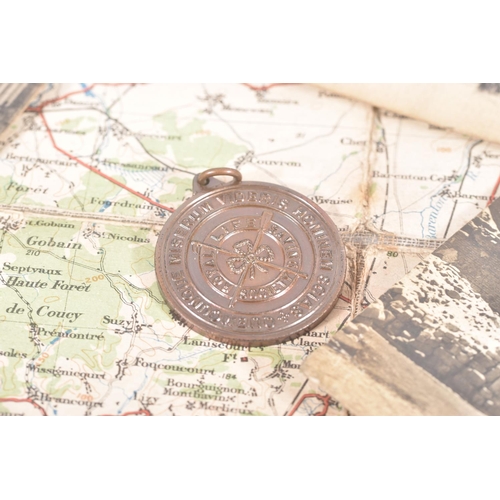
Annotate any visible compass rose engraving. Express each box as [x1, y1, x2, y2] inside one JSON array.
[[191, 210, 309, 308]]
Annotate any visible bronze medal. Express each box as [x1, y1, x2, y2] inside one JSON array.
[[155, 168, 347, 347]]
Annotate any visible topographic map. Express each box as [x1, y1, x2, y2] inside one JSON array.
[[0, 83, 499, 416]]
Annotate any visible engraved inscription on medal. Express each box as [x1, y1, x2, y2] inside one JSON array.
[[155, 174, 346, 347], [164, 195, 334, 327], [191, 211, 306, 308]]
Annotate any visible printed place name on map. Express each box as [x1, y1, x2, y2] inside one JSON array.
[[4, 302, 84, 323], [2, 263, 63, 275], [26, 236, 81, 250], [4, 277, 91, 292], [310, 195, 353, 205], [372, 171, 460, 182], [0, 348, 28, 359], [37, 326, 103, 341], [89, 197, 159, 213], [6, 181, 48, 194]]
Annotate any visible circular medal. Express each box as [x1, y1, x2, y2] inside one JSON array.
[[155, 168, 346, 347]]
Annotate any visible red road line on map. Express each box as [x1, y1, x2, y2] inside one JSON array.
[[29, 83, 301, 212], [488, 174, 500, 206], [38, 111, 174, 213], [28, 84, 175, 213], [339, 295, 351, 304], [121, 409, 152, 416], [0, 397, 48, 416], [242, 83, 297, 92], [313, 395, 331, 416], [101, 409, 152, 416], [288, 393, 330, 416], [0, 396, 152, 416]]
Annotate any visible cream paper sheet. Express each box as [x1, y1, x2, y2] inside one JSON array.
[[315, 83, 500, 145]]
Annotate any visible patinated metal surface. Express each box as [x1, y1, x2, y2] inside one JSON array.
[[155, 169, 346, 347]]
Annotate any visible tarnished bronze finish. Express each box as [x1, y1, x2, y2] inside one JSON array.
[[155, 168, 346, 347], [196, 168, 242, 189]]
